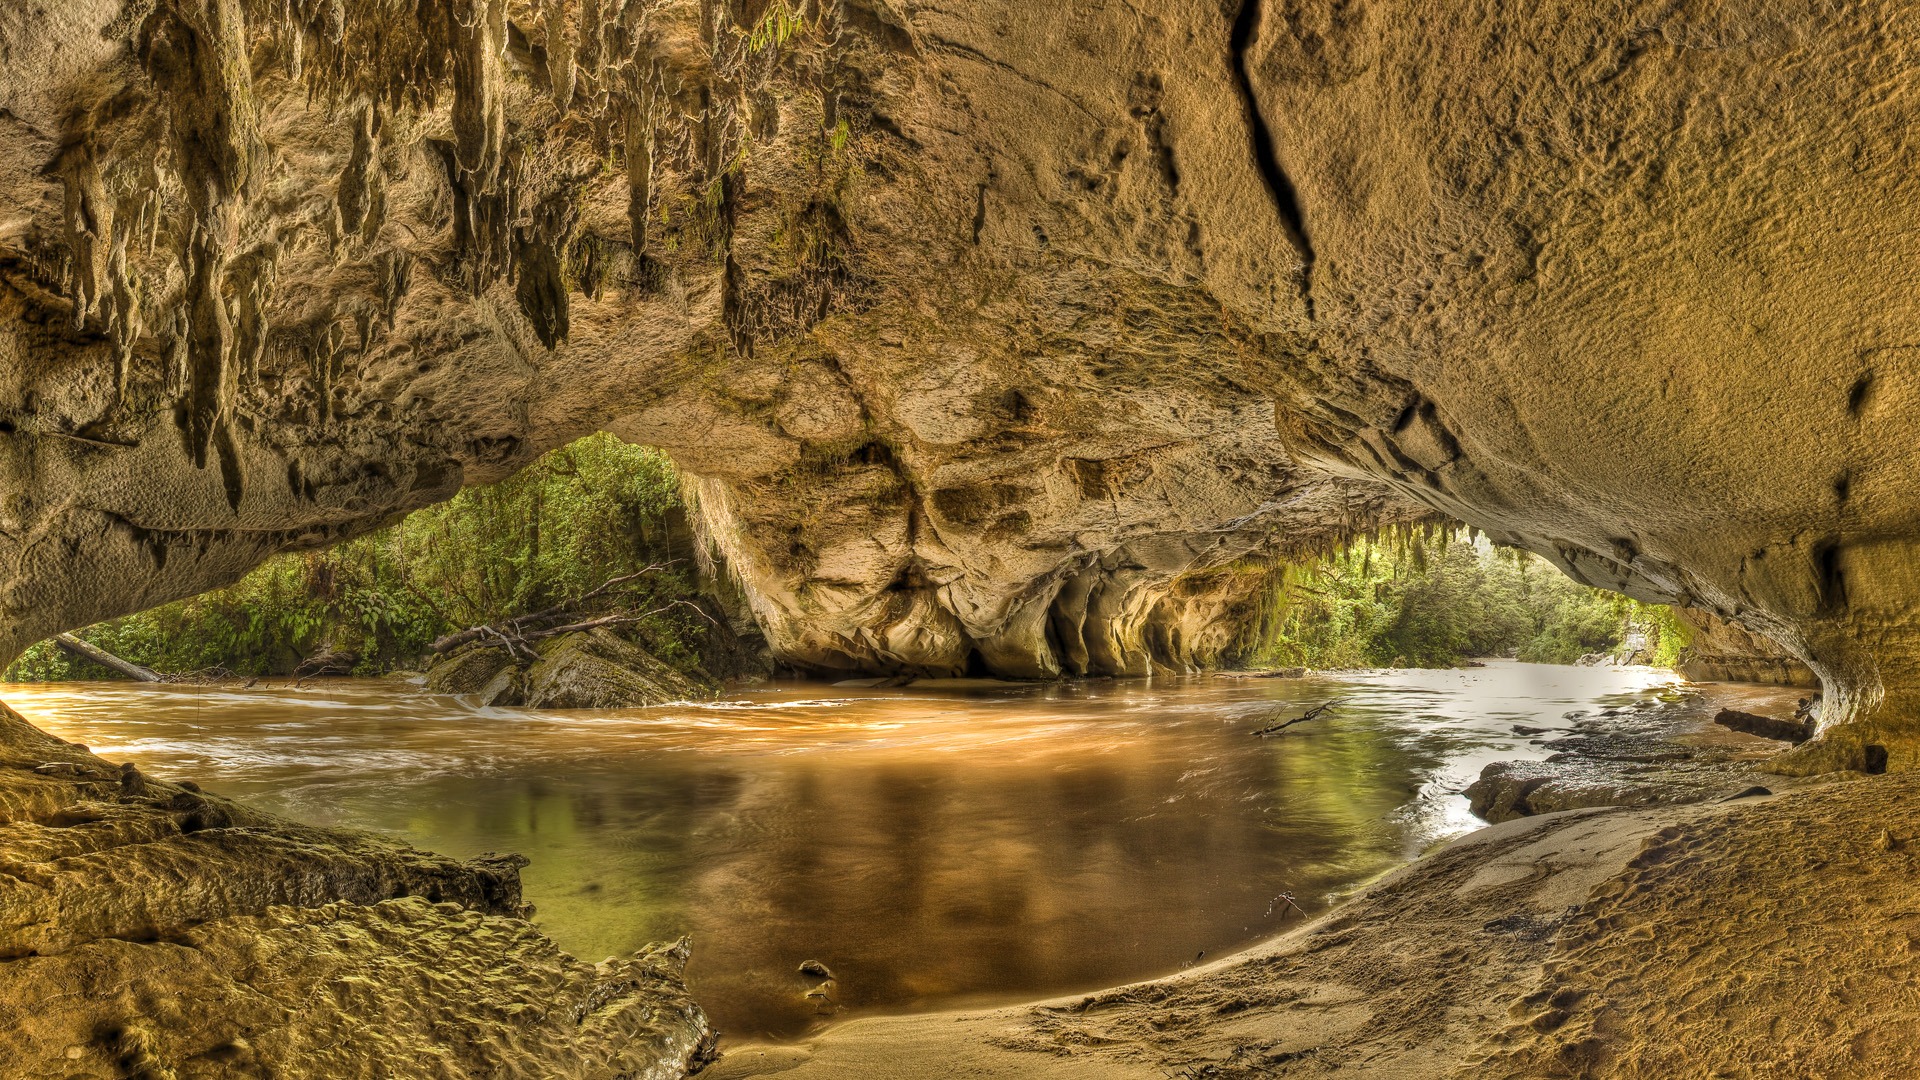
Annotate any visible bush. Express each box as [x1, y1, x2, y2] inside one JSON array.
[[6, 434, 704, 680], [1241, 530, 1684, 671]]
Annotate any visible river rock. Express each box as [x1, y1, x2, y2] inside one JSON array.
[[424, 642, 522, 702], [519, 629, 715, 710], [425, 630, 716, 709], [1467, 694, 1779, 824]]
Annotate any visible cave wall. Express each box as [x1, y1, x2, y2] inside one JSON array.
[[0, 0, 1422, 683], [3, 1, 1920, 760], [1674, 608, 1819, 691]]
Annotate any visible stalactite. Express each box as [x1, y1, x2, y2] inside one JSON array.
[[229, 243, 279, 385], [180, 220, 234, 471], [433, 139, 516, 294], [311, 320, 349, 425], [378, 248, 414, 329], [59, 145, 112, 331], [138, 0, 261, 508], [625, 81, 657, 254], [106, 235, 140, 401], [336, 101, 386, 245], [544, 0, 577, 113], [515, 190, 580, 348], [450, 0, 507, 180]]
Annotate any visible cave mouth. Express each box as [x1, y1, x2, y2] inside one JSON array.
[[2, 433, 1813, 1048]]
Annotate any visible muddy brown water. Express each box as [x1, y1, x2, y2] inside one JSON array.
[[4, 662, 1799, 1041]]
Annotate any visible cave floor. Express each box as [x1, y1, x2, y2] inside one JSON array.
[[711, 774, 1920, 1079]]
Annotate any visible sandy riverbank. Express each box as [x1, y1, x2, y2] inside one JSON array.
[[710, 771, 1918, 1078]]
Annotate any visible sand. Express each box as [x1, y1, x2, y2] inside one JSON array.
[[709, 775, 1919, 1079]]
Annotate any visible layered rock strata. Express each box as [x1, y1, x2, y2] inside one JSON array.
[[1674, 609, 1819, 690], [0, 700, 711, 1078]]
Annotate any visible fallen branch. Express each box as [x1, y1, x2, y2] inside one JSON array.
[[428, 564, 677, 654], [480, 623, 540, 665], [1251, 698, 1345, 737], [53, 633, 161, 682], [520, 600, 720, 642]]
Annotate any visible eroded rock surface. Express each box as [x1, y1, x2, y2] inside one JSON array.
[[1675, 608, 1819, 690], [4, 3, 1920, 741], [0, 0, 1422, 686], [0, 700, 712, 1077], [1464, 695, 1776, 823]]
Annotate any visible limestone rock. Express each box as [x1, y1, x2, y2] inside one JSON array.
[[4, 1, 1920, 754], [1674, 609, 1819, 689], [424, 639, 522, 700], [520, 628, 714, 709], [0, 701, 712, 1077]]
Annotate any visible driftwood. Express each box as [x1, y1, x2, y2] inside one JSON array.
[[1251, 699, 1345, 737], [429, 563, 720, 666], [428, 565, 672, 655], [1714, 707, 1814, 745], [53, 633, 161, 682], [1213, 667, 1307, 680], [295, 646, 359, 678]]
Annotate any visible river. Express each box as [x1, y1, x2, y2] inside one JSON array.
[[1, 661, 1790, 1041]]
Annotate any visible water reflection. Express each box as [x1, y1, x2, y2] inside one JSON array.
[[2, 662, 1791, 1040]]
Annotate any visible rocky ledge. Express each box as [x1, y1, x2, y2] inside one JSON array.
[[0, 700, 712, 1079], [1464, 691, 1783, 823]]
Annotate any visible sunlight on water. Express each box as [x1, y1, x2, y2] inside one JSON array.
[[3, 662, 1792, 1041]]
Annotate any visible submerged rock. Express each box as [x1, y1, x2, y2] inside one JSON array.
[[425, 629, 716, 709], [0, 701, 712, 1077]]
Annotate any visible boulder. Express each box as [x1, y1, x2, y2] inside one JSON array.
[[520, 629, 715, 710], [423, 643, 522, 704], [424, 630, 716, 709]]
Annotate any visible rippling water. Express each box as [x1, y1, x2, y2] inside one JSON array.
[[2, 662, 1791, 1040]]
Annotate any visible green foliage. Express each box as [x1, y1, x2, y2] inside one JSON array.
[[745, 0, 808, 53], [7, 434, 703, 681], [1243, 531, 1687, 671]]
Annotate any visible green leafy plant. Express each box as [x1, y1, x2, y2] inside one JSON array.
[[6, 434, 707, 681], [1240, 531, 1687, 671]]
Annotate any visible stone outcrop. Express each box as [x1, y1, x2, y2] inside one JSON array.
[[0, 700, 712, 1077], [0, 0, 1423, 688], [1464, 694, 1773, 823], [4, 2, 1920, 755], [425, 627, 717, 707], [1674, 608, 1819, 689]]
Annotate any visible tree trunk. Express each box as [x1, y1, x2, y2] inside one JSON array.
[[53, 633, 161, 682]]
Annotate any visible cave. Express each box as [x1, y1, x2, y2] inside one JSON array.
[[6, 0, 1920, 1076]]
